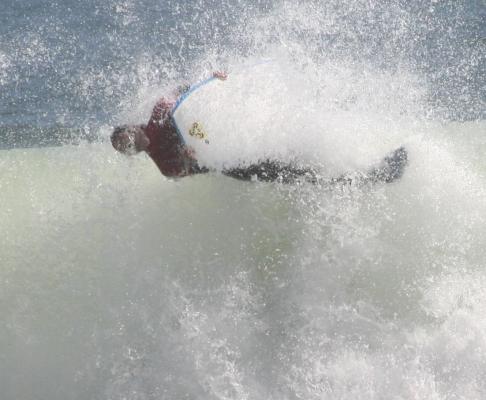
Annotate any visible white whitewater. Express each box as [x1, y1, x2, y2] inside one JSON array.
[[1, 0, 485, 398], [2, 117, 486, 399]]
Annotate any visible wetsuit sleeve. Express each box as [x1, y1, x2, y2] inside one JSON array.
[[150, 82, 195, 124], [150, 98, 174, 124]]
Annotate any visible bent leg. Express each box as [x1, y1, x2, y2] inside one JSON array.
[[223, 160, 318, 183], [221, 147, 408, 186]]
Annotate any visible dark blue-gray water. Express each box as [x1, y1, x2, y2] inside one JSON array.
[[2, 1, 486, 400], [0, 0, 484, 147]]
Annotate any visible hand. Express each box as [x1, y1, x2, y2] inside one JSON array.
[[213, 71, 228, 80]]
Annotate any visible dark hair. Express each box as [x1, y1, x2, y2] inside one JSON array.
[[111, 125, 130, 142], [111, 124, 146, 142]]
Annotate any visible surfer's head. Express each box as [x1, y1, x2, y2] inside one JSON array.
[[111, 125, 149, 155]]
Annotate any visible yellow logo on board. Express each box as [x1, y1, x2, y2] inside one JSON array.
[[189, 122, 209, 143]]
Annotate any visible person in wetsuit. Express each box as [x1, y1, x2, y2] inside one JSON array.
[[111, 72, 408, 185], [111, 71, 223, 178]]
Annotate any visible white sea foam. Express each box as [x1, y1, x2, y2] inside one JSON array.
[[2, 0, 485, 398], [2, 118, 486, 399]]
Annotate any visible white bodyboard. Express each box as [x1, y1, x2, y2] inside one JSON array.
[[171, 62, 290, 170]]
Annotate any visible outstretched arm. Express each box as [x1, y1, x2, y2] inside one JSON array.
[[151, 72, 226, 122]]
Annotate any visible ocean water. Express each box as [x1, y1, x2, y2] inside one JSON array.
[[1, 1, 486, 399]]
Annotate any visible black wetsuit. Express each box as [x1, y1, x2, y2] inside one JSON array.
[[222, 146, 408, 186]]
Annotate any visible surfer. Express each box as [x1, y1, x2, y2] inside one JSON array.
[[111, 73, 408, 185], [110, 71, 229, 177]]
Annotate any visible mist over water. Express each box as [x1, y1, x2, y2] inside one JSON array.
[[1, 0, 486, 399]]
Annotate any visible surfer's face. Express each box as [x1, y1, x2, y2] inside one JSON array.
[[111, 126, 145, 155]]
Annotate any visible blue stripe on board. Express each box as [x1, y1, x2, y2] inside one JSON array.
[[171, 76, 217, 115], [170, 76, 217, 145], [169, 61, 273, 146]]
